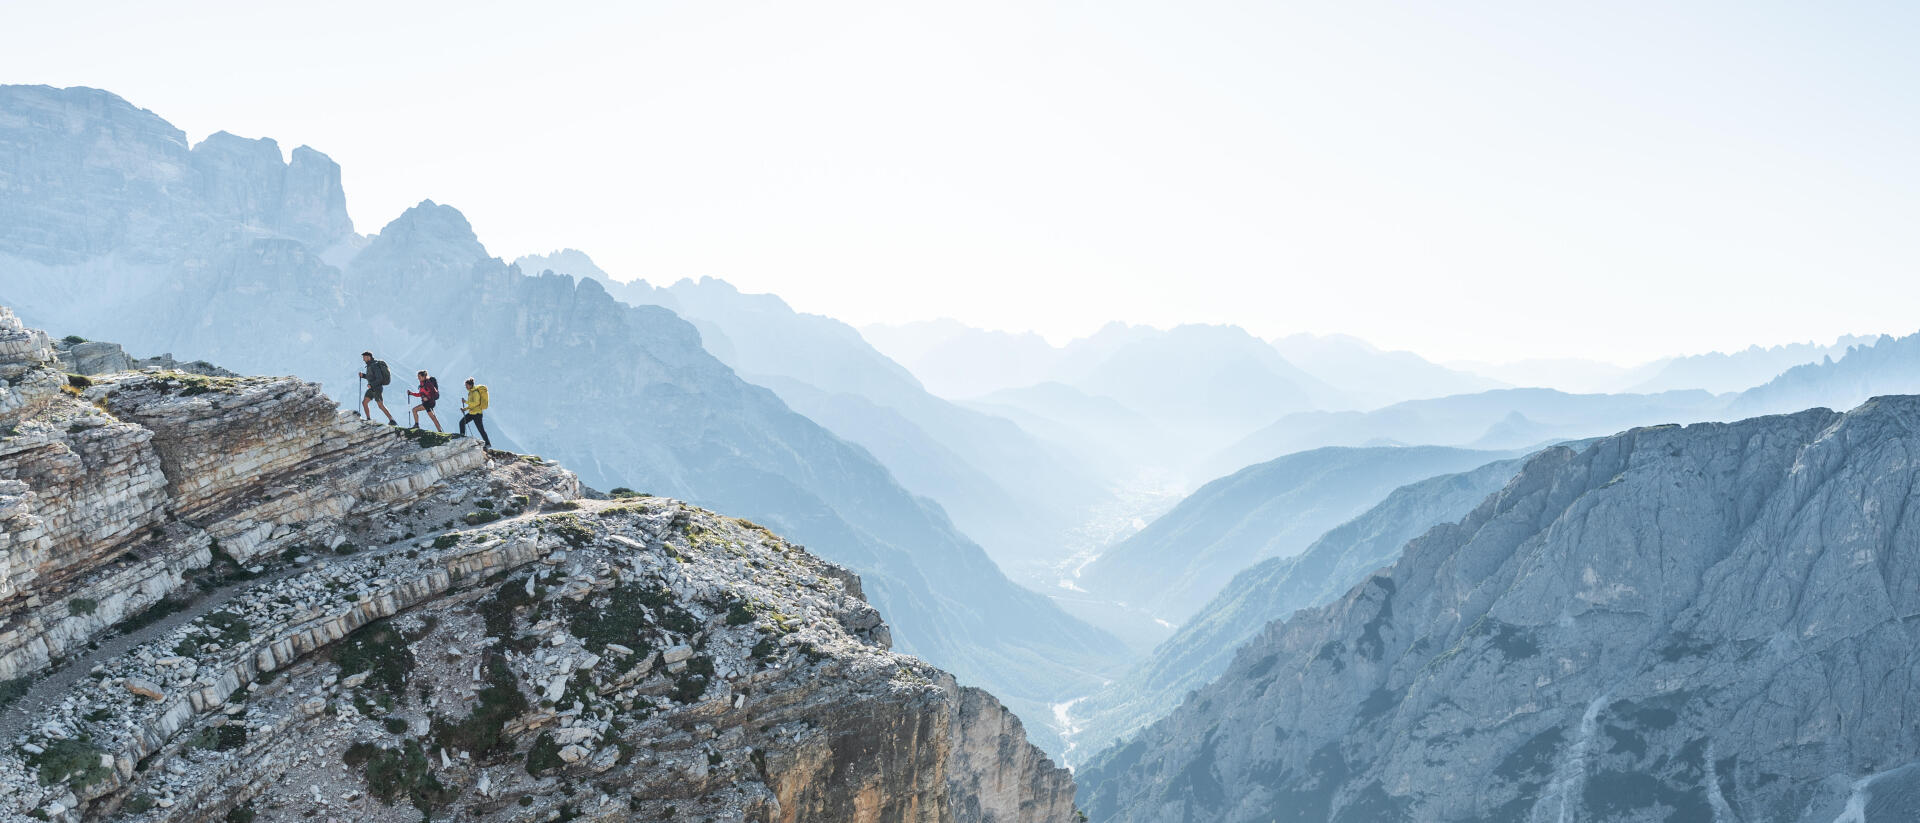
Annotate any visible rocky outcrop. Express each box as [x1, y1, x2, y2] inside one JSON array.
[[0, 498, 1075, 823], [1079, 398, 1920, 822], [53, 338, 235, 379], [0, 311, 508, 682], [0, 314, 1078, 822]]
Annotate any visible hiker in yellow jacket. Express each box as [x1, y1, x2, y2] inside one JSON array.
[[458, 377, 491, 448]]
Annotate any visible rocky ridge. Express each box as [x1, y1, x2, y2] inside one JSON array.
[[1079, 398, 1920, 822], [0, 306, 499, 683], [0, 312, 1076, 822]]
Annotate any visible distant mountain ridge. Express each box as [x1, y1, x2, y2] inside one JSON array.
[[1270, 333, 1506, 409], [1203, 387, 1729, 480], [508, 257, 1112, 583], [0, 85, 1126, 753], [1074, 444, 1525, 637]]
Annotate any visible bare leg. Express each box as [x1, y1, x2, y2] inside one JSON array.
[[375, 399, 395, 423], [427, 410, 442, 432]]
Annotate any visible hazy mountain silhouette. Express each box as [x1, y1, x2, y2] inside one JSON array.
[[1066, 454, 1528, 765], [1073, 445, 1525, 638], [1271, 333, 1505, 409], [508, 258, 1111, 582], [0, 85, 1128, 752], [1205, 387, 1728, 480]]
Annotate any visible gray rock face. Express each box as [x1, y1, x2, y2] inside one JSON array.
[[1067, 454, 1526, 764], [0, 86, 351, 270], [1079, 398, 1920, 822]]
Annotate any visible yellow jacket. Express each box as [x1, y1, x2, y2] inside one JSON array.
[[465, 385, 489, 413]]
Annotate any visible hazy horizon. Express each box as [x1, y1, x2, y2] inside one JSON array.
[[7, 1, 1918, 363]]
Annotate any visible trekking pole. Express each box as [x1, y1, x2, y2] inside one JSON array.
[[357, 371, 367, 419]]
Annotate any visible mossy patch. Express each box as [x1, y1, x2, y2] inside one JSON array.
[[562, 582, 695, 655], [27, 738, 112, 791], [347, 738, 454, 811], [333, 620, 416, 701], [540, 514, 594, 548], [396, 427, 458, 448], [670, 655, 716, 703], [431, 653, 529, 758], [525, 731, 566, 775], [151, 371, 243, 397]]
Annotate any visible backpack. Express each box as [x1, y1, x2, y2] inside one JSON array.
[[368, 359, 390, 387], [422, 376, 439, 402]]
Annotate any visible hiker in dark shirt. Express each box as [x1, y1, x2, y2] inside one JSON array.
[[408, 370, 443, 432], [358, 351, 397, 425]]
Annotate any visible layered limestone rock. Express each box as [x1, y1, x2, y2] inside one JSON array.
[[0, 314, 1077, 822], [0, 311, 506, 682], [52, 338, 235, 379], [0, 500, 1076, 823], [1079, 398, 1920, 822]]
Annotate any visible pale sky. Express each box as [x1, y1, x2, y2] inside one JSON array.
[[6, 1, 1917, 363]]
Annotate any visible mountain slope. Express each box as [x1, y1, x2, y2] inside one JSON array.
[[1079, 398, 1920, 822], [1066, 454, 1527, 764], [0, 85, 1125, 751], [507, 266, 1109, 579], [1075, 445, 1522, 632]]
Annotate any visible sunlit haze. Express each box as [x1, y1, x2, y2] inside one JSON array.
[[8, 1, 1917, 362]]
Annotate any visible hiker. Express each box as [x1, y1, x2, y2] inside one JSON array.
[[407, 370, 443, 431], [358, 351, 397, 425], [459, 377, 490, 447]]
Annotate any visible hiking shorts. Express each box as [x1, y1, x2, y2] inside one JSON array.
[[364, 385, 384, 401], [418, 398, 437, 411]]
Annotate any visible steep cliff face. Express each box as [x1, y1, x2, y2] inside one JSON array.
[[1079, 399, 1920, 822], [0, 315, 1076, 822]]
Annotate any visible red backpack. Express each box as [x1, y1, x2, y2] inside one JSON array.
[[422, 376, 440, 402]]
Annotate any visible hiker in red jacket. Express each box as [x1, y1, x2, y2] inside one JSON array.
[[407, 370, 443, 432]]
